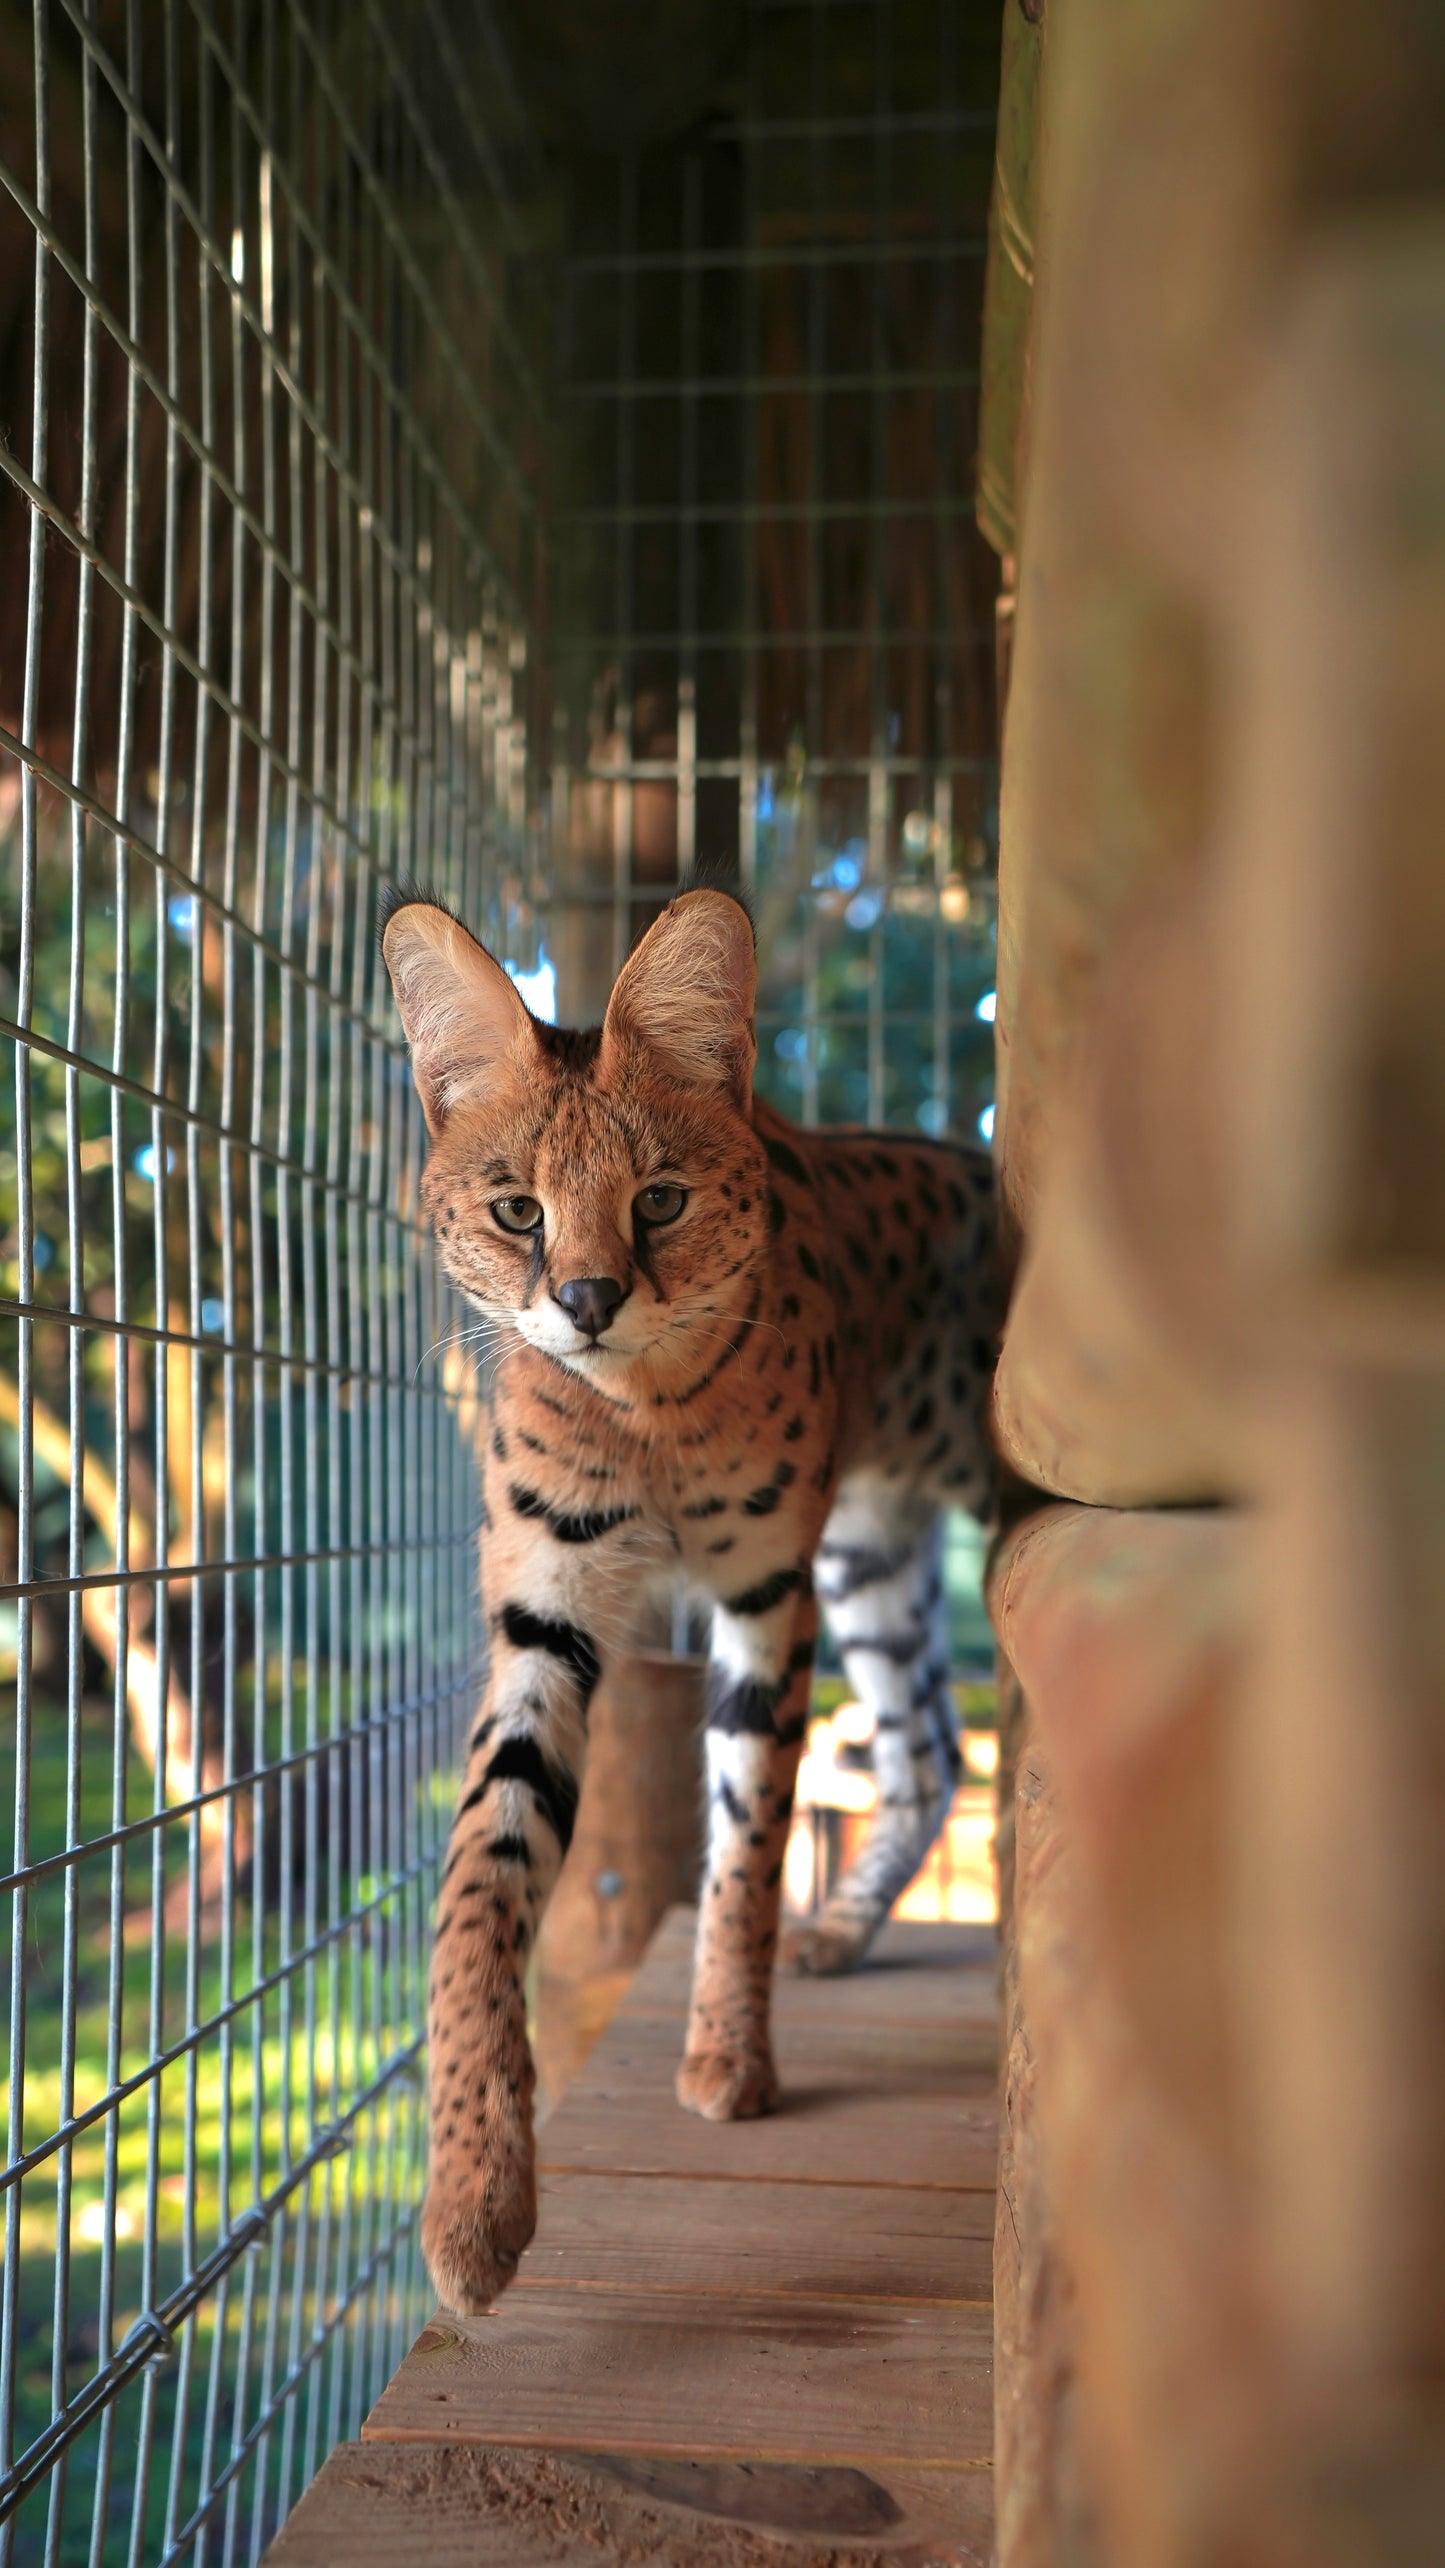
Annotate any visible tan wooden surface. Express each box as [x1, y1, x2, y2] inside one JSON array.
[[516, 2169, 994, 2302], [621, 1908, 999, 2027], [550, 1998, 994, 2095], [538, 2061, 998, 2193], [265, 2442, 996, 2567], [266, 1909, 997, 2562], [363, 2287, 993, 2464]]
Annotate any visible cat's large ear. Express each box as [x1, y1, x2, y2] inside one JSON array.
[[382, 898, 536, 1138], [601, 888, 756, 1111]]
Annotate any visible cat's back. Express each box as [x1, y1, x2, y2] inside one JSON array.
[[754, 1103, 997, 1505]]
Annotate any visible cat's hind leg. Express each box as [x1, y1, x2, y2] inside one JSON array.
[[791, 1478, 959, 1977]]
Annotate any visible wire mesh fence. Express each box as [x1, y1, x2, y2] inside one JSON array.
[[0, 0, 546, 2557]]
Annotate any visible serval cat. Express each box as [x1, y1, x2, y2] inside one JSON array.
[[382, 885, 997, 2312]]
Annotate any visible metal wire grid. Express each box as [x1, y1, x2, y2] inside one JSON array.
[[551, 0, 1001, 1142], [0, 1, 545, 2559]]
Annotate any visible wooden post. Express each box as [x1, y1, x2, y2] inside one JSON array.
[[983, 0, 1445, 2552], [533, 1650, 705, 2106]]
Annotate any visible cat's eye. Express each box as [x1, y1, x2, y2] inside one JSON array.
[[636, 1182, 686, 1227], [491, 1194, 543, 1236]]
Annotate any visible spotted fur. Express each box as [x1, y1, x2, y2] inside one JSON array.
[[382, 887, 997, 2313]]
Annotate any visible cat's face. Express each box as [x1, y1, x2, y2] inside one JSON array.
[[383, 890, 770, 1388]]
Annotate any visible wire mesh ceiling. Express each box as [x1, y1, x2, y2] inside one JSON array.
[[0, 0, 545, 2556], [0, 0, 1000, 2558]]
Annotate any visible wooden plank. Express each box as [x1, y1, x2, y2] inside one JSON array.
[[267, 1905, 999, 2562], [616, 1911, 999, 2028], [266, 2440, 995, 2566], [561, 2007, 997, 2105], [539, 2048, 998, 2192], [361, 2289, 993, 2467], [521, 2170, 994, 2303]]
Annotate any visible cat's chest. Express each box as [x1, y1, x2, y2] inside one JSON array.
[[490, 1323, 838, 1552]]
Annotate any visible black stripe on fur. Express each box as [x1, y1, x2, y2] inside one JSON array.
[[496, 1601, 601, 1707]]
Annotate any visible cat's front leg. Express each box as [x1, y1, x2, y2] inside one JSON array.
[[423, 1528, 603, 2313], [678, 1577, 817, 2122]]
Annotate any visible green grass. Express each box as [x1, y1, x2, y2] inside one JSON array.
[[0, 1683, 433, 2566]]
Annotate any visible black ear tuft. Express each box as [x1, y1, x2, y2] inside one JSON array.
[[376, 877, 467, 956], [671, 860, 756, 945]]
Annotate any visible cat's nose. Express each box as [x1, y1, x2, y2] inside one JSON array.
[[555, 1275, 626, 1340]]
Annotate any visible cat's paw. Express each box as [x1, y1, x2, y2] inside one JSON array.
[[421, 2155, 537, 2315], [787, 1914, 878, 1977], [676, 2044, 779, 2122]]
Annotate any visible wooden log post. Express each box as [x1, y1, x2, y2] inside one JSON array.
[[533, 1650, 705, 2106], [992, 1653, 1084, 2568], [980, 0, 1445, 2551], [1223, 221, 1445, 2523]]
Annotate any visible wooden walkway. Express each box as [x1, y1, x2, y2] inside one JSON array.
[[268, 1910, 997, 2565]]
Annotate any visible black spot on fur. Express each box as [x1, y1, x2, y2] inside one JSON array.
[[706, 1667, 785, 1738], [496, 1602, 601, 1707], [509, 1483, 638, 1546], [457, 1736, 579, 1855], [844, 1627, 927, 1665], [723, 1560, 811, 1617], [764, 1134, 810, 1188], [816, 1539, 913, 1598], [487, 1834, 533, 1866]]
